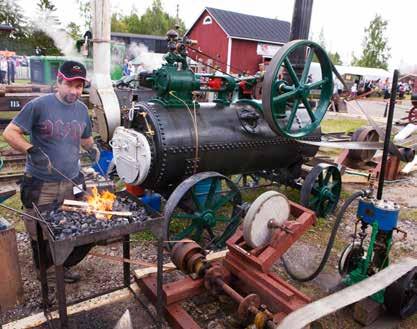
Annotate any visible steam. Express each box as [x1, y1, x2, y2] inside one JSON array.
[[126, 42, 164, 71]]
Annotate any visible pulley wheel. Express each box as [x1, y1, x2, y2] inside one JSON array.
[[348, 127, 379, 162], [385, 267, 417, 319], [408, 107, 417, 124], [204, 265, 226, 295], [164, 172, 242, 250], [338, 242, 364, 276], [237, 293, 261, 321], [171, 241, 204, 273], [262, 40, 333, 139], [301, 163, 341, 218], [243, 191, 290, 248]]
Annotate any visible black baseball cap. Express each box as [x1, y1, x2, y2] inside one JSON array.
[[57, 60, 88, 82]]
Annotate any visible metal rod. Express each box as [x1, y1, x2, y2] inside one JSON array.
[[156, 236, 164, 329], [377, 69, 399, 200], [123, 235, 130, 287], [0, 202, 41, 221]]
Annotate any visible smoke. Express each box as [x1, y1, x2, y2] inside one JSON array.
[[126, 42, 164, 71]]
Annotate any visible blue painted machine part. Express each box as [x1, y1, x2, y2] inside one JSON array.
[[357, 198, 400, 232], [194, 178, 221, 207], [141, 193, 161, 212], [93, 149, 113, 176]]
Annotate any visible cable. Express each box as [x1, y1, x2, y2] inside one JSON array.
[[169, 91, 200, 173], [282, 190, 366, 282]]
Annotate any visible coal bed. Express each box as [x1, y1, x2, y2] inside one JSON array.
[[40, 196, 152, 240]]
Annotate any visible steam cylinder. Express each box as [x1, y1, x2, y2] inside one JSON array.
[[112, 101, 320, 192]]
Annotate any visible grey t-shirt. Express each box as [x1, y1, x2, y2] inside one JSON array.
[[12, 94, 92, 181]]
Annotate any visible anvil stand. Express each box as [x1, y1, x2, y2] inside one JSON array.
[[139, 201, 317, 328]]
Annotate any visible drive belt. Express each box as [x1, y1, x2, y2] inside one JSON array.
[[297, 140, 384, 150], [276, 257, 417, 329]]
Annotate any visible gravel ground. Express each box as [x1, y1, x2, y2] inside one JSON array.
[[2, 174, 417, 328]]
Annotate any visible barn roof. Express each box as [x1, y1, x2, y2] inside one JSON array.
[[0, 24, 13, 32], [205, 7, 290, 44]]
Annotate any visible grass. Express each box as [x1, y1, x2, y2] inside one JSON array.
[[321, 118, 367, 134], [400, 208, 417, 222]]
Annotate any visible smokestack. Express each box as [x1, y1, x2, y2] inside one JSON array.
[[289, 0, 314, 71]]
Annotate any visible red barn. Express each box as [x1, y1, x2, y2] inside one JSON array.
[[186, 7, 290, 75]]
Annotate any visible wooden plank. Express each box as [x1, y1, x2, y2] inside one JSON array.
[[133, 249, 228, 280], [61, 205, 132, 217], [3, 285, 140, 329], [0, 226, 24, 311]]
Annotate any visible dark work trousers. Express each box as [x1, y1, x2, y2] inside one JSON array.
[[7, 61, 15, 84], [21, 175, 93, 269], [0, 70, 6, 84]]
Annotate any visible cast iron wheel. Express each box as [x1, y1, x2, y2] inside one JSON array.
[[301, 163, 341, 217], [164, 172, 242, 250], [262, 40, 333, 139], [348, 127, 379, 162], [408, 107, 417, 124], [338, 242, 364, 276], [385, 267, 417, 319]]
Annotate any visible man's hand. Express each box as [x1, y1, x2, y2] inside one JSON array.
[[86, 144, 100, 163], [27, 146, 51, 169]]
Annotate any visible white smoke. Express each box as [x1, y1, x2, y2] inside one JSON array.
[[126, 42, 164, 71], [32, 10, 80, 58]]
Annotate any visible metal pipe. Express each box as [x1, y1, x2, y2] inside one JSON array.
[[377, 69, 399, 200]]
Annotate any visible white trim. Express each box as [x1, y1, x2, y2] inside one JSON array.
[[202, 15, 212, 25], [231, 36, 285, 45], [185, 8, 230, 38], [226, 37, 232, 74]]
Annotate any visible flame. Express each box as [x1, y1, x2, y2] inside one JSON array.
[[86, 187, 117, 219]]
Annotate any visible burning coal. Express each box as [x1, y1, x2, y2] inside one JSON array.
[[86, 187, 117, 219]]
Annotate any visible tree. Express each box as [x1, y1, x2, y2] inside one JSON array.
[[66, 22, 82, 40], [37, 0, 56, 11], [111, 12, 128, 33], [328, 51, 342, 65], [0, 0, 28, 39], [77, 0, 91, 31], [352, 15, 390, 69]]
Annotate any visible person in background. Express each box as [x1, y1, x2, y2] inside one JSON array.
[[350, 80, 358, 98], [122, 58, 130, 77], [7, 56, 15, 84], [0, 56, 7, 84]]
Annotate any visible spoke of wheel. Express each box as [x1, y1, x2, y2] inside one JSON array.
[[309, 195, 320, 208], [205, 178, 219, 209], [323, 170, 332, 184], [171, 213, 199, 220], [214, 215, 230, 222], [211, 190, 237, 211], [273, 89, 298, 107], [318, 172, 324, 186], [191, 188, 203, 212], [283, 57, 300, 87], [205, 226, 216, 239], [286, 99, 300, 131], [300, 48, 314, 84], [192, 225, 204, 242], [329, 180, 341, 191], [301, 96, 316, 122], [173, 222, 196, 241], [308, 79, 327, 90]]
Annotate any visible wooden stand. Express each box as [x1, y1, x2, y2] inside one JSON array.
[[0, 224, 23, 311]]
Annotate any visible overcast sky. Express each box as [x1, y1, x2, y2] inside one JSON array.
[[17, 0, 416, 72]]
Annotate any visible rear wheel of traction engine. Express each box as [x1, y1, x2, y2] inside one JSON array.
[[338, 242, 364, 276], [384, 267, 417, 319], [262, 40, 333, 139], [301, 163, 341, 218], [164, 172, 242, 250], [348, 126, 379, 162]]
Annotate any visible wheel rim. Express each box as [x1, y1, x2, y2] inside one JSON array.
[[301, 163, 341, 217], [262, 40, 333, 139], [348, 127, 379, 162], [164, 172, 242, 250], [408, 107, 417, 123]]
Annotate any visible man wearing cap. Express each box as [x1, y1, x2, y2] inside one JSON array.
[[3, 60, 100, 283]]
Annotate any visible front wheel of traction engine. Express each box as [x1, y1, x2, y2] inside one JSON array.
[[163, 172, 242, 250]]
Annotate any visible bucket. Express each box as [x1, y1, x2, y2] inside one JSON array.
[[93, 149, 113, 176]]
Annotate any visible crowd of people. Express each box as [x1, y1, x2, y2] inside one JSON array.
[[0, 55, 16, 84]]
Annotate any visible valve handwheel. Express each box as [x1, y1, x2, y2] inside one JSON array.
[[262, 40, 333, 138]]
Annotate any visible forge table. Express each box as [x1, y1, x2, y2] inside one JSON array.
[[33, 191, 163, 329]]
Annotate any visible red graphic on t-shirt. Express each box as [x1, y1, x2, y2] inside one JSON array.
[[40, 120, 86, 141]]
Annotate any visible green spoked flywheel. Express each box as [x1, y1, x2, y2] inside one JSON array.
[[300, 163, 341, 218], [262, 40, 333, 139], [164, 172, 242, 250]]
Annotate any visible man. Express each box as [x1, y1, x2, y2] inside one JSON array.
[[3, 60, 100, 283], [0, 56, 7, 84]]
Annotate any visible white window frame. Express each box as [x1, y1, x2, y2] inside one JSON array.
[[203, 15, 212, 25]]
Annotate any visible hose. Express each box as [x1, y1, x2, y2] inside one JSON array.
[[282, 190, 367, 282]]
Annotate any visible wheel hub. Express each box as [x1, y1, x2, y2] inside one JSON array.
[[201, 211, 216, 226]]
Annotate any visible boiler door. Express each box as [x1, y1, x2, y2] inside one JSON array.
[[110, 127, 151, 185]]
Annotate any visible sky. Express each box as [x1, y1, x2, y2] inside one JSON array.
[[16, 0, 417, 72]]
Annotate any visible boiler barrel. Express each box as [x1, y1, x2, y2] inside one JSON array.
[[113, 101, 320, 191]]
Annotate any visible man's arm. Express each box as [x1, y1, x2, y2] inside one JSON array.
[[3, 122, 32, 153]]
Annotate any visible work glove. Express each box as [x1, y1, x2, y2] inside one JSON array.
[[27, 146, 51, 169], [86, 144, 100, 163]]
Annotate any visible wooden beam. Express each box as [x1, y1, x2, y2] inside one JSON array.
[[61, 205, 132, 217], [3, 285, 140, 329]]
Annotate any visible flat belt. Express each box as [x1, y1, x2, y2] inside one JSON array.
[[297, 140, 384, 150], [276, 257, 417, 329]]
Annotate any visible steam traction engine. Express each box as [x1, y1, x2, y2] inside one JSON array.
[[109, 31, 341, 248]]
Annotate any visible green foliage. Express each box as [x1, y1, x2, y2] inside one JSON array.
[[329, 51, 342, 65], [0, 0, 28, 39], [77, 0, 91, 30], [111, 0, 186, 36], [312, 28, 343, 65], [66, 22, 82, 40], [37, 0, 56, 11], [352, 15, 390, 69]]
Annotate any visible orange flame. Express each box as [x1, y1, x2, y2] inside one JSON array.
[[86, 187, 117, 219]]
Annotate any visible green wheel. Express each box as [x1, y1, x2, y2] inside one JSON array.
[[262, 40, 333, 139], [301, 163, 341, 217], [164, 172, 242, 250]]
